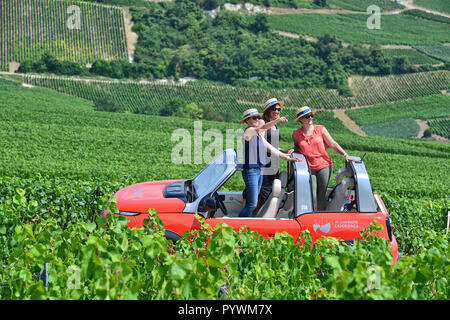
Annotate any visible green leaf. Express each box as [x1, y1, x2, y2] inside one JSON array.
[[120, 236, 129, 252], [86, 222, 96, 233], [324, 256, 342, 273], [206, 255, 222, 268], [170, 262, 187, 282]]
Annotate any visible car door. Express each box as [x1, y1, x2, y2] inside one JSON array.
[[295, 211, 388, 243], [205, 217, 302, 244], [293, 154, 390, 243]]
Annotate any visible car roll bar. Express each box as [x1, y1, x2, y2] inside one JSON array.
[[348, 156, 377, 213], [290, 153, 377, 216]]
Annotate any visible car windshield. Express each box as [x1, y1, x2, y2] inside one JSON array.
[[192, 150, 236, 197]]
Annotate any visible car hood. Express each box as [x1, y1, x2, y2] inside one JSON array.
[[114, 179, 186, 213]]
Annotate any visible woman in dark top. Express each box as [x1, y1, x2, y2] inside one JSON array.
[[255, 98, 294, 215], [239, 107, 300, 218]]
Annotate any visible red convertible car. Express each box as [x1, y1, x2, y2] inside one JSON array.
[[107, 149, 399, 263]]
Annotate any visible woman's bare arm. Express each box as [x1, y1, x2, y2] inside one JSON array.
[[322, 127, 357, 162]]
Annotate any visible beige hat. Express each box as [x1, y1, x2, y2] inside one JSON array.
[[240, 108, 263, 123], [263, 98, 284, 113], [294, 106, 316, 123]]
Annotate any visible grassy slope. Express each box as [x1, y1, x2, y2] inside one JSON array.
[[327, 0, 404, 11], [414, 45, 450, 63], [345, 94, 450, 138], [381, 49, 440, 65], [346, 94, 450, 126], [414, 0, 450, 15], [267, 13, 450, 45]]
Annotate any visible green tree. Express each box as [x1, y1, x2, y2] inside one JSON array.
[[57, 60, 83, 75], [17, 59, 33, 73], [159, 97, 186, 116], [90, 59, 112, 77], [93, 96, 125, 113], [392, 56, 412, 74], [250, 14, 270, 33], [199, 0, 221, 10], [41, 52, 59, 73], [179, 102, 203, 119], [314, 0, 327, 7], [198, 102, 216, 121]]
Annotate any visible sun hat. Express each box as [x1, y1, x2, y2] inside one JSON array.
[[294, 106, 316, 123], [240, 108, 263, 123], [263, 98, 284, 113]]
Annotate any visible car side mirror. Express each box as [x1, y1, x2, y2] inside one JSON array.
[[204, 197, 217, 211], [198, 196, 217, 213]]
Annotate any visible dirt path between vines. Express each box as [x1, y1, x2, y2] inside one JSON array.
[[273, 30, 415, 49], [416, 118, 429, 138], [123, 6, 138, 61], [333, 110, 367, 136], [268, 7, 406, 15]]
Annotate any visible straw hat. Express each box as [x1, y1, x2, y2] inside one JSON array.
[[294, 106, 316, 123], [262, 98, 284, 113], [240, 108, 263, 123]]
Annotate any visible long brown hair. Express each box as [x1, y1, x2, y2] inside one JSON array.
[[263, 104, 280, 122]]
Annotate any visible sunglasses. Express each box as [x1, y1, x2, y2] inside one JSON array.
[[251, 116, 262, 120], [270, 107, 281, 112], [302, 114, 314, 119]]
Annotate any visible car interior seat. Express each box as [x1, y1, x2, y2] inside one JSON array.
[[326, 167, 355, 211], [276, 171, 293, 218], [278, 170, 288, 189], [336, 167, 353, 185], [258, 178, 282, 218], [255, 170, 288, 218]]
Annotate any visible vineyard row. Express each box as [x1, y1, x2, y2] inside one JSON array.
[[21, 70, 450, 116], [0, 0, 128, 71]]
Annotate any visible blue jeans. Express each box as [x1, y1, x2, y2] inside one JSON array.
[[239, 168, 263, 217]]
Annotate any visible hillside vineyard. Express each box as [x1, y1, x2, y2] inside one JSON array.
[[0, 0, 128, 71], [22, 71, 450, 115]]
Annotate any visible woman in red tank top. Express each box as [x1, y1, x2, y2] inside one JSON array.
[[292, 106, 356, 211]]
